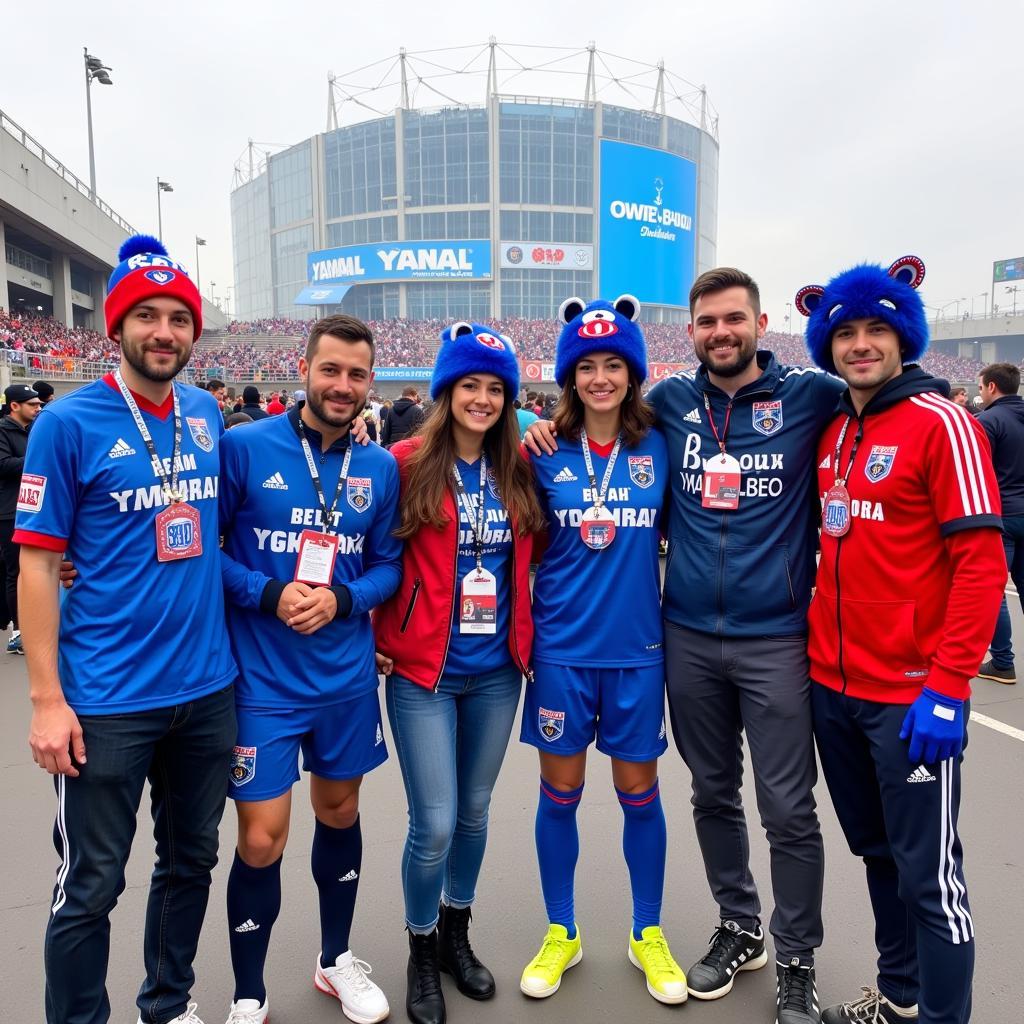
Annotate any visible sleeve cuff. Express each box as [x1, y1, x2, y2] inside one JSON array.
[[259, 579, 287, 615], [12, 530, 66, 552], [331, 584, 353, 619], [924, 664, 972, 702], [940, 514, 1002, 537]]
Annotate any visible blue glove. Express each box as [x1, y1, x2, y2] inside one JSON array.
[[899, 687, 965, 764]]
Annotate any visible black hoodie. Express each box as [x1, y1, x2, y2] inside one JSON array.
[[978, 394, 1024, 516], [381, 397, 423, 447]]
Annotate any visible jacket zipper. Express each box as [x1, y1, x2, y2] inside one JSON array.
[[432, 532, 460, 692], [713, 398, 733, 632], [835, 536, 847, 693], [399, 578, 421, 633]]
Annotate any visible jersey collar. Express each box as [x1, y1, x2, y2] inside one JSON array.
[[102, 372, 174, 420], [288, 401, 351, 453]]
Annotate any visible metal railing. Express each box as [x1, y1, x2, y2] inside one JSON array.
[[0, 107, 135, 235]]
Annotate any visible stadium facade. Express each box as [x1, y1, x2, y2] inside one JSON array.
[[231, 44, 719, 326]]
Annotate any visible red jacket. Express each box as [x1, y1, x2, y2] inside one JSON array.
[[374, 437, 535, 690], [809, 370, 1006, 703]]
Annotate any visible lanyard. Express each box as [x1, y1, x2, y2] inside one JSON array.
[[114, 370, 184, 503], [833, 416, 864, 486], [580, 428, 623, 509], [702, 393, 732, 454], [452, 455, 488, 569], [295, 419, 353, 535]]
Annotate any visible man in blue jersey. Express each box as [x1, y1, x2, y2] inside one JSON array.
[[526, 268, 843, 1024], [217, 314, 402, 1024], [18, 235, 238, 1024]]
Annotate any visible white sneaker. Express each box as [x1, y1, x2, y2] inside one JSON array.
[[314, 950, 390, 1023], [225, 998, 268, 1024], [137, 1003, 206, 1024]]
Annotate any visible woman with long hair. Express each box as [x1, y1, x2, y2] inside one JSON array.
[[374, 322, 544, 1024], [518, 296, 687, 1005]]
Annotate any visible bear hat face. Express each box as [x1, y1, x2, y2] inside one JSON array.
[[554, 294, 647, 387]]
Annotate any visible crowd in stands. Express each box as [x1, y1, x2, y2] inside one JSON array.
[[0, 308, 995, 382]]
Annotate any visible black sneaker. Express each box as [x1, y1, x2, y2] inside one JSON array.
[[977, 659, 1016, 684], [777, 959, 820, 1024], [821, 986, 918, 1023], [685, 920, 767, 999]]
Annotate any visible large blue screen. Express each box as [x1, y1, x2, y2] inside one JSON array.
[[599, 140, 697, 308], [307, 240, 491, 285]]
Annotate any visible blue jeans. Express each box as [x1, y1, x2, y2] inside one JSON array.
[[988, 514, 1024, 668], [386, 665, 522, 932], [44, 683, 237, 1024]]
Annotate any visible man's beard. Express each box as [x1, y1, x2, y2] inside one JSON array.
[[121, 337, 192, 382], [306, 383, 363, 430], [697, 338, 757, 378]]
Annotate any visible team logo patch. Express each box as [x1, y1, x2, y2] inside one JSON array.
[[17, 473, 47, 513], [347, 476, 372, 511], [186, 416, 214, 453], [486, 466, 501, 499], [144, 269, 176, 286], [229, 745, 256, 787], [628, 455, 655, 488], [865, 445, 897, 482], [538, 707, 565, 742], [752, 400, 783, 436]]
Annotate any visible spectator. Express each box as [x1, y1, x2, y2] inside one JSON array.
[[32, 380, 56, 405], [514, 398, 539, 439], [381, 386, 424, 447], [240, 385, 269, 421], [226, 412, 254, 429], [265, 392, 286, 416]]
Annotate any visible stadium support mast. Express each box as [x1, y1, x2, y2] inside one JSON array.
[[653, 60, 666, 115], [486, 36, 498, 100], [700, 85, 707, 131], [399, 48, 410, 109], [584, 41, 597, 103], [327, 73, 338, 131]]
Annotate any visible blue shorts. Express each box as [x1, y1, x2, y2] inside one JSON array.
[[229, 689, 388, 802], [520, 660, 668, 762]]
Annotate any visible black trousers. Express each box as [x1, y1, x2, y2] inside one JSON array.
[[0, 518, 18, 629]]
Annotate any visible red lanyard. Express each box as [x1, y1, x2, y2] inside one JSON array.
[[703, 393, 732, 454]]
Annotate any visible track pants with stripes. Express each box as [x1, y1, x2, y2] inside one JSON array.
[[812, 684, 974, 1024]]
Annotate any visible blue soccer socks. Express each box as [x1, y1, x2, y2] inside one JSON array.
[[535, 779, 584, 938], [617, 781, 666, 939]]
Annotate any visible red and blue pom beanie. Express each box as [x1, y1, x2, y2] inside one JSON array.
[[105, 234, 203, 341], [430, 322, 520, 400]]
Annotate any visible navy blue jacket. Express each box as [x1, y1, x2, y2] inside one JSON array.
[[648, 352, 843, 636], [978, 395, 1024, 517]]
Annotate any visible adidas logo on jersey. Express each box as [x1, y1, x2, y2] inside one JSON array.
[[683, 407, 701, 424], [658, 718, 667, 740], [819, 454, 831, 470], [907, 765, 936, 784], [553, 466, 578, 483], [262, 472, 288, 490], [339, 869, 359, 882], [375, 723, 384, 746], [108, 438, 137, 459], [234, 919, 260, 933]]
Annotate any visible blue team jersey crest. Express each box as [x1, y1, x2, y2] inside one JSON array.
[[187, 416, 214, 453], [346, 476, 372, 511], [865, 445, 897, 483], [538, 707, 565, 741], [752, 400, 783, 436], [486, 466, 500, 500], [229, 745, 256, 787], [628, 455, 655, 489]]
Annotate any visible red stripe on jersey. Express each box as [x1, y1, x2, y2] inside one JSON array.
[[12, 529, 66, 551]]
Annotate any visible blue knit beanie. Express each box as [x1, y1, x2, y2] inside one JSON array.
[[430, 322, 520, 400], [554, 295, 648, 387], [796, 255, 928, 374]]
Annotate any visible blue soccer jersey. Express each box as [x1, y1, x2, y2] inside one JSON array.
[[444, 456, 515, 677], [219, 407, 402, 709], [530, 430, 668, 667], [13, 375, 236, 714]]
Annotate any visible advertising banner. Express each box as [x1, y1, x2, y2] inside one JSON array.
[[500, 243, 594, 271], [598, 140, 697, 308], [994, 258, 1024, 284], [372, 367, 433, 381], [520, 361, 557, 384], [307, 241, 491, 285]]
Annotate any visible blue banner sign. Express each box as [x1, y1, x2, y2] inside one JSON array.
[[598, 140, 697, 308], [308, 241, 491, 285], [372, 367, 433, 381]]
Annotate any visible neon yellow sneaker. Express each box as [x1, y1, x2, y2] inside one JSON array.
[[628, 926, 688, 1004], [520, 924, 583, 998]]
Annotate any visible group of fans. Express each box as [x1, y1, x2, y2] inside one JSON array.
[[11, 234, 1019, 1024]]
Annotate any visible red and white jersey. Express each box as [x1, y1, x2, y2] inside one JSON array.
[[809, 375, 1006, 704]]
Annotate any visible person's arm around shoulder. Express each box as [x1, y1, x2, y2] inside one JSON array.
[[523, 417, 558, 456]]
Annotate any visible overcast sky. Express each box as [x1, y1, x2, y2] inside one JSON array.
[[4, 0, 1022, 329]]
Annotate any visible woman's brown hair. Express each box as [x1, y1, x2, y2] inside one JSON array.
[[551, 365, 655, 447], [395, 384, 545, 539]]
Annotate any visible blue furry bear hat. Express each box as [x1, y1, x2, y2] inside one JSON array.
[[554, 295, 648, 388], [430, 322, 520, 400], [796, 255, 928, 374]]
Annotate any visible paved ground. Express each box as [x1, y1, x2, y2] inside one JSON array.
[[4, 597, 1024, 1023]]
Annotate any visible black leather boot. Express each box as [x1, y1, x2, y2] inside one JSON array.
[[437, 903, 496, 1000], [407, 929, 446, 1024]]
